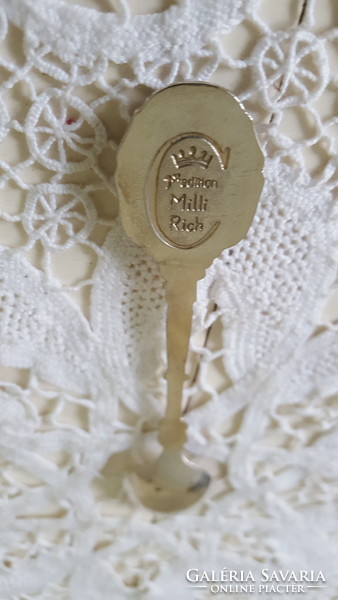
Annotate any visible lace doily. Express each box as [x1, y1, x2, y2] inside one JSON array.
[[0, 0, 337, 598]]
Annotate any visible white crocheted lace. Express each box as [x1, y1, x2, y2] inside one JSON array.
[[0, 0, 337, 598]]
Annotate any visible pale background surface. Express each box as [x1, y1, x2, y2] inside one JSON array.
[[0, 0, 336, 386], [0, 0, 337, 598]]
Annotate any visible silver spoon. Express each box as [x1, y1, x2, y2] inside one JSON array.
[[116, 83, 264, 511]]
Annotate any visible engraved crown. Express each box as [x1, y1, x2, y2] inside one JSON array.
[[171, 146, 213, 169]]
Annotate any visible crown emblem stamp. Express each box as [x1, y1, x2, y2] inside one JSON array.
[[171, 146, 213, 169]]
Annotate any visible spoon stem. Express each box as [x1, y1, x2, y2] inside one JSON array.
[[159, 264, 196, 447]]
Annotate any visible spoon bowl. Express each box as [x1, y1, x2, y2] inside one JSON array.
[[132, 449, 210, 512]]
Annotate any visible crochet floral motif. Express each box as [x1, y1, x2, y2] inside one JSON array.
[[25, 90, 107, 173], [23, 184, 97, 250], [0, 0, 337, 599], [253, 30, 329, 109]]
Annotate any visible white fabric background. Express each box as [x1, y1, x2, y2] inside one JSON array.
[[0, 0, 337, 598]]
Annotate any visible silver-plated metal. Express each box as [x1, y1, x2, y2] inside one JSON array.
[[116, 83, 264, 511]]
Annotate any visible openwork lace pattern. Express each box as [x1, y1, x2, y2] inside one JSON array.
[[0, 0, 337, 598]]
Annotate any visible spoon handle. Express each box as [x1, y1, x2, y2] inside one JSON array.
[[158, 264, 197, 448]]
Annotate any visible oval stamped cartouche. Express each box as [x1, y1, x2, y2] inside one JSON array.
[[149, 133, 231, 250]]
